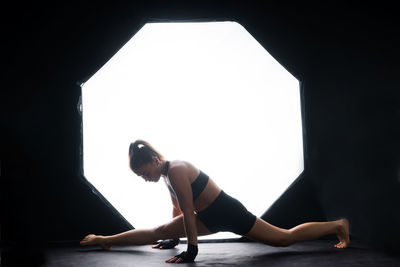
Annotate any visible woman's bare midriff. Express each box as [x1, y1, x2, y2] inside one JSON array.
[[193, 178, 222, 212]]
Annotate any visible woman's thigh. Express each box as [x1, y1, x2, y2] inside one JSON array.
[[155, 214, 214, 240], [244, 217, 291, 247]]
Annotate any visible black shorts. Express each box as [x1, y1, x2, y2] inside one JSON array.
[[196, 191, 257, 235]]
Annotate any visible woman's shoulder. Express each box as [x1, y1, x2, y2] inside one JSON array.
[[168, 160, 199, 181], [169, 160, 195, 170]]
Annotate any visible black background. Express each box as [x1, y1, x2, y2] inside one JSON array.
[[2, 0, 399, 256]]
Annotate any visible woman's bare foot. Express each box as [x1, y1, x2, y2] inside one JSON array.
[[334, 218, 350, 248], [80, 234, 112, 251]]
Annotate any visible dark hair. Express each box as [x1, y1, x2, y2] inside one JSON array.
[[129, 140, 165, 171]]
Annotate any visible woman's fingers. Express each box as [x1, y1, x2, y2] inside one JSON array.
[[151, 243, 165, 249], [152, 243, 161, 249], [165, 256, 175, 263], [166, 257, 184, 263], [153, 239, 179, 249], [165, 256, 181, 263]]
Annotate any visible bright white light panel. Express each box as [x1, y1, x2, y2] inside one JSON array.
[[82, 21, 303, 240]]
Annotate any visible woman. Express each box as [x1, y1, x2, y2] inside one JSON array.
[[80, 140, 350, 263]]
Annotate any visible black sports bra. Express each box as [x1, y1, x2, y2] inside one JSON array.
[[165, 161, 209, 201], [190, 170, 209, 201]]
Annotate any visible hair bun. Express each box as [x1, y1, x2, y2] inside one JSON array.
[[129, 140, 165, 171]]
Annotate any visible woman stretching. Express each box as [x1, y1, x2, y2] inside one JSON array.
[[80, 140, 350, 263]]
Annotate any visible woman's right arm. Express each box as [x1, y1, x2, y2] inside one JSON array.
[[171, 195, 182, 217], [151, 180, 181, 250]]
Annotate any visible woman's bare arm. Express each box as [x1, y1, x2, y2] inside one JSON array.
[[162, 177, 183, 218], [171, 196, 183, 217], [167, 166, 197, 246]]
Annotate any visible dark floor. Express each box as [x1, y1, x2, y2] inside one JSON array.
[[2, 239, 400, 266]]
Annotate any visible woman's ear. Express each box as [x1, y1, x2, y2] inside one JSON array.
[[153, 156, 161, 166]]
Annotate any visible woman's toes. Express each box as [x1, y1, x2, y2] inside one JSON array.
[[80, 234, 95, 245]]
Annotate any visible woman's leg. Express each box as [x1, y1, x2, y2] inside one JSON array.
[[80, 214, 213, 249], [245, 218, 350, 248]]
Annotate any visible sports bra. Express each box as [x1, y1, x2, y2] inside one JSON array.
[[191, 170, 209, 201], [165, 161, 209, 202]]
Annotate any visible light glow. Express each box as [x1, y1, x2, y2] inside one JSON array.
[[81, 21, 303, 240]]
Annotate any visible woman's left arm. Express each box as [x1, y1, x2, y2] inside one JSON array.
[[165, 167, 198, 263]]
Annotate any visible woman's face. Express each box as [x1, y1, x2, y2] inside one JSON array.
[[134, 157, 161, 182]]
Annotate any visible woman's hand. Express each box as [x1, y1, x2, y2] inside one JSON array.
[[165, 244, 198, 263], [165, 255, 184, 263], [152, 238, 180, 249]]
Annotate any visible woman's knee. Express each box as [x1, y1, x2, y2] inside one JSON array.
[[247, 218, 293, 247], [278, 230, 294, 247], [153, 218, 184, 240], [266, 229, 293, 247], [153, 224, 168, 240], [267, 233, 292, 247], [278, 234, 293, 247]]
